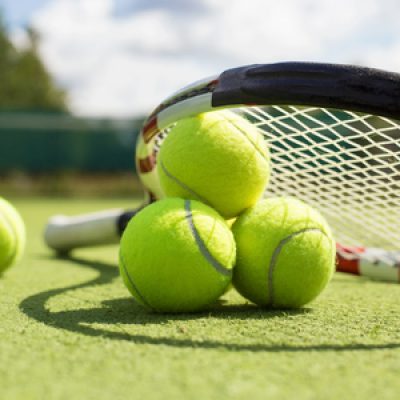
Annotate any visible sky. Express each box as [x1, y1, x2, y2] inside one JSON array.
[[1, 0, 400, 117]]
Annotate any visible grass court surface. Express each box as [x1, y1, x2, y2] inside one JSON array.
[[1, 197, 399, 400]]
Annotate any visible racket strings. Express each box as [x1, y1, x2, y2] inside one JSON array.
[[244, 106, 400, 253]]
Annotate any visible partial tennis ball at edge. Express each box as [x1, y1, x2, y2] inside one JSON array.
[[119, 198, 236, 313], [157, 110, 270, 219], [0, 197, 26, 275], [232, 197, 336, 308]]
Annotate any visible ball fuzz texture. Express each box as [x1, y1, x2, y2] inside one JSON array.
[[0, 197, 26, 275], [157, 110, 270, 219], [119, 198, 236, 313], [232, 197, 335, 308]]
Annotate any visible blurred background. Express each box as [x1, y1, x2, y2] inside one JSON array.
[[1, 0, 399, 198]]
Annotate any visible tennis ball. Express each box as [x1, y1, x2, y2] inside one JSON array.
[[232, 197, 335, 308], [0, 197, 26, 275], [119, 198, 236, 313], [157, 110, 270, 219]]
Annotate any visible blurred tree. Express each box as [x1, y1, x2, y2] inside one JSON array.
[[0, 16, 68, 112]]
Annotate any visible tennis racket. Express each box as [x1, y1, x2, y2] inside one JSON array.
[[44, 62, 400, 283]]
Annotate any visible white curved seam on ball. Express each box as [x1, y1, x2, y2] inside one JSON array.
[[0, 209, 19, 268], [119, 250, 156, 311], [224, 118, 269, 162], [160, 161, 210, 205], [267, 227, 330, 305], [185, 200, 232, 277]]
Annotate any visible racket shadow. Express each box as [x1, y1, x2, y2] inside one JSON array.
[[20, 254, 400, 353]]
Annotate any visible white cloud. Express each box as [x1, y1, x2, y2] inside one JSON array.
[[11, 0, 400, 116]]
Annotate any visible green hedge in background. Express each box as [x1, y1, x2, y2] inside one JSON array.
[[0, 112, 143, 172]]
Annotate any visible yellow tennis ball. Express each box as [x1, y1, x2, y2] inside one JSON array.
[[119, 198, 236, 313], [157, 110, 270, 219], [232, 197, 335, 308], [0, 197, 26, 275]]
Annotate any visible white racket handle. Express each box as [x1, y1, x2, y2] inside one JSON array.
[[337, 245, 400, 283], [44, 209, 124, 252]]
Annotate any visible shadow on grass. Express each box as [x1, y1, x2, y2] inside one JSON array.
[[20, 255, 400, 353]]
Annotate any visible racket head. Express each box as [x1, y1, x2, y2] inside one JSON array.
[[135, 62, 400, 255]]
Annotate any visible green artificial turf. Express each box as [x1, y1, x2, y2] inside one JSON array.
[[0, 196, 399, 400]]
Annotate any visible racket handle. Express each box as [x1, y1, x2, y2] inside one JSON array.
[[336, 245, 400, 283], [44, 209, 400, 284], [44, 209, 127, 252]]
